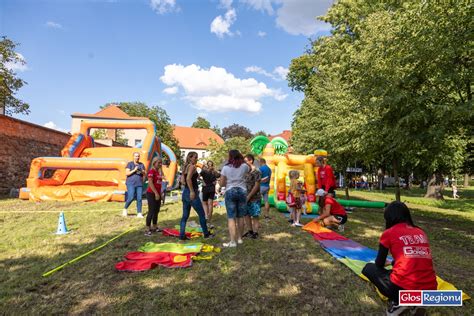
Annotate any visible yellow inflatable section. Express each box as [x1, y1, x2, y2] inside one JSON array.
[[19, 119, 177, 202], [262, 144, 327, 213]]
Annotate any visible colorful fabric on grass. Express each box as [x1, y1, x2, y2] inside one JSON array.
[[302, 221, 470, 301], [138, 242, 203, 253], [162, 228, 203, 239], [115, 242, 221, 272], [174, 225, 203, 233], [115, 252, 194, 271]]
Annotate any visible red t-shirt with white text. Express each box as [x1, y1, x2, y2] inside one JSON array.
[[317, 165, 336, 189], [380, 223, 437, 290], [325, 196, 346, 216], [147, 168, 162, 194]]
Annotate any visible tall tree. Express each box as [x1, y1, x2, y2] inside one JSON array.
[[104, 102, 181, 162], [0, 37, 29, 115], [191, 116, 211, 129], [288, 0, 472, 201], [207, 137, 251, 167], [222, 123, 253, 140], [211, 125, 222, 138]]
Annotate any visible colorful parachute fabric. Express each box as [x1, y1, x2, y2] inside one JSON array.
[[302, 221, 470, 301], [116, 242, 220, 272], [162, 228, 203, 239]]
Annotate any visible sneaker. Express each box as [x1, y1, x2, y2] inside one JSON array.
[[144, 230, 152, 236], [122, 209, 128, 217], [237, 239, 243, 244], [222, 241, 237, 248], [338, 224, 345, 232], [386, 300, 409, 316], [137, 213, 144, 218], [203, 232, 215, 239], [294, 222, 303, 227], [179, 236, 190, 241], [242, 231, 254, 238], [291, 223, 296, 227]]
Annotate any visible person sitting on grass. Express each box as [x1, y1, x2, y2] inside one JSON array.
[[242, 154, 261, 239], [362, 201, 437, 316], [313, 189, 347, 231], [145, 156, 164, 236]]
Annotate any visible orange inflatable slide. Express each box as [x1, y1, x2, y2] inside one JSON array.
[[19, 119, 178, 202]]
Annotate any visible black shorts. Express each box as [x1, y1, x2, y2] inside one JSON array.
[[202, 188, 216, 201], [334, 215, 347, 225]]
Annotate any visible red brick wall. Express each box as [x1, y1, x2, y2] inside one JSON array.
[[0, 115, 72, 196]]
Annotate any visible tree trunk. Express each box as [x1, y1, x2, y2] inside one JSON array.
[[424, 173, 445, 199], [393, 159, 400, 202], [464, 173, 470, 187], [344, 170, 350, 199]]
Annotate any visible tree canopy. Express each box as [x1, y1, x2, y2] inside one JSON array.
[[191, 116, 211, 129], [0, 37, 29, 115], [222, 123, 253, 140], [288, 0, 473, 199], [207, 137, 251, 167]]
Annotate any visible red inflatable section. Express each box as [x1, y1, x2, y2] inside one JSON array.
[[115, 252, 196, 271]]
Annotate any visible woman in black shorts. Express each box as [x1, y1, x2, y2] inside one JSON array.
[[200, 160, 220, 229]]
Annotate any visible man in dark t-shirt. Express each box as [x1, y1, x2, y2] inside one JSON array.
[[123, 152, 146, 218]]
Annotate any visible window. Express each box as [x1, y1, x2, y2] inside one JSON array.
[[134, 139, 142, 147], [201, 151, 206, 158]]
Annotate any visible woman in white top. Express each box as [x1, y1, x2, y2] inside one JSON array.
[[219, 149, 249, 247]]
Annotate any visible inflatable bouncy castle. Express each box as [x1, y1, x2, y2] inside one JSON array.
[[250, 136, 385, 212], [19, 119, 178, 202]]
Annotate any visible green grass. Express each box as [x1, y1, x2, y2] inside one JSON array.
[[0, 195, 472, 315]]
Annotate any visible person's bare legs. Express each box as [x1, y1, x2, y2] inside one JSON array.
[[236, 217, 245, 241], [227, 218, 237, 242], [244, 215, 252, 234], [252, 217, 259, 234], [207, 199, 214, 224], [295, 208, 302, 224], [203, 200, 209, 220], [322, 216, 342, 228]]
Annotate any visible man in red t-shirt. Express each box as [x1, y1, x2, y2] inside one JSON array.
[[313, 189, 347, 231], [316, 157, 336, 197], [362, 201, 437, 315]]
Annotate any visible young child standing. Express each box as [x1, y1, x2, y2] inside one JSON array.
[[288, 171, 304, 227]]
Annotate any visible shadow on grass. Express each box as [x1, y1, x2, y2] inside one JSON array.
[[0, 207, 471, 315]]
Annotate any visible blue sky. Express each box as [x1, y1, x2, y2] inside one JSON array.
[[2, 0, 332, 135]]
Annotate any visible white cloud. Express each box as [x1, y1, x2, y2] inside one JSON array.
[[245, 65, 289, 81], [160, 64, 286, 113], [273, 66, 289, 80], [5, 53, 28, 72], [257, 30, 267, 37], [150, 0, 178, 14], [163, 86, 179, 94], [197, 112, 209, 118], [241, 0, 274, 14], [44, 121, 68, 133], [219, 0, 233, 10], [45, 21, 62, 29], [210, 8, 237, 38], [241, 0, 332, 36]]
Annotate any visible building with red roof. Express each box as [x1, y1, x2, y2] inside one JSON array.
[[172, 126, 224, 159]]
